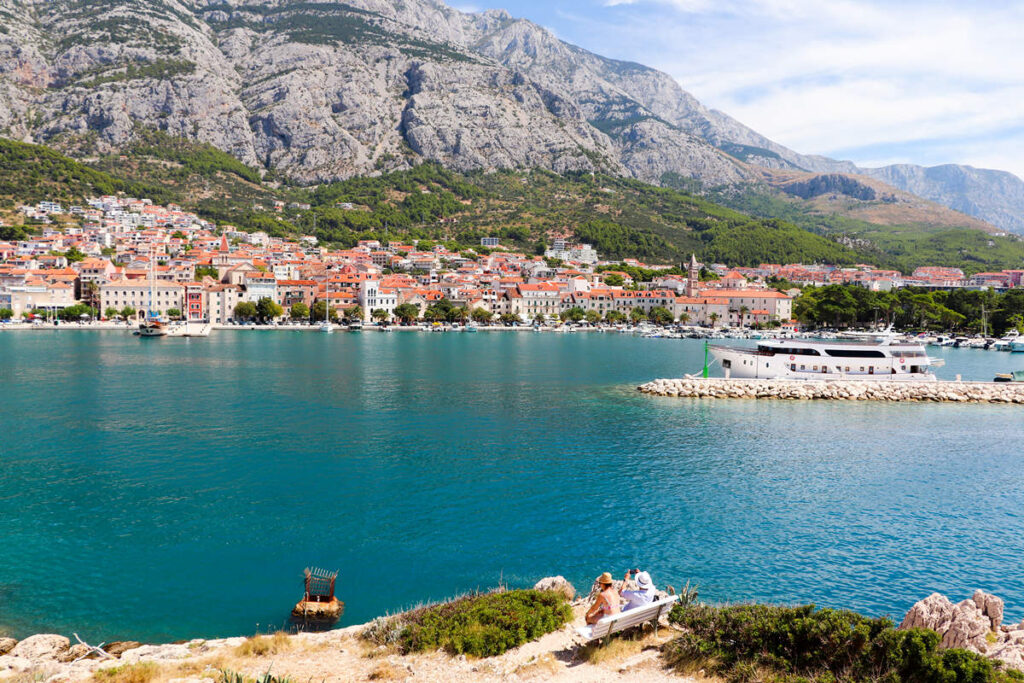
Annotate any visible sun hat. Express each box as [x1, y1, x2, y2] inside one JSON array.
[[635, 571, 653, 590], [596, 572, 614, 585]]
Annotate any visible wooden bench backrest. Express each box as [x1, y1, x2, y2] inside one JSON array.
[[590, 596, 678, 639]]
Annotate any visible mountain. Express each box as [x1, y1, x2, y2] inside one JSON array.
[[0, 0, 1021, 235], [861, 165, 1024, 235]]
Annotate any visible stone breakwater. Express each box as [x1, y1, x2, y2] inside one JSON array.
[[638, 378, 1024, 403]]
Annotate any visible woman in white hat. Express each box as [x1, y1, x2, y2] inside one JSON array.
[[620, 569, 656, 611], [585, 572, 621, 624]]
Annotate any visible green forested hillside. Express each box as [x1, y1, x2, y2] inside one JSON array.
[[711, 186, 1024, 274], [0, 138, 173, 206], [1, 134, 1021, 274]]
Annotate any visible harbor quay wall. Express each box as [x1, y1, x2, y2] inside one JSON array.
[[638, 377, 1024, 403]]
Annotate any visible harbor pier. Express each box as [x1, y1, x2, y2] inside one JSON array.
[[638, 377, 1024, 403]]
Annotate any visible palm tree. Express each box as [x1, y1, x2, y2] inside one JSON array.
[[678, 312, 690, 326], [738, 305, 750, 328], [83, 281, 100, 318], [709, 312, 720, 328]]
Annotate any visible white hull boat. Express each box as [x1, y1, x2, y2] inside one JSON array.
[[165, 322, 212, 337], [710, 337, 943, 381]]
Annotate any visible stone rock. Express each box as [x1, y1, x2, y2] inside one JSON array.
[[901, 592, 1023, 671], [58, 643, 92, 663], [901, 593, 955, 632], [103, 641, 143, 657], [10, 634, 70, 661], [990, 642, 1024, 671], [0, 655, 34, 675], [533, 576, 576, 601], [119, 643, 190, 663], [0, 638, 16, 655], [975, 590, 1005, 629]]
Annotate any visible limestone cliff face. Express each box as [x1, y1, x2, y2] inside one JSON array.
[[864, 164, 1024, 235], [0, 0, 1021, 233]]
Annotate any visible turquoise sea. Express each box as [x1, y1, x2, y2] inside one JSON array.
[[1, 330, 1023, 642]]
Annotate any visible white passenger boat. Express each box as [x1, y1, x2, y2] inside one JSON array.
[[709, 337, 944, 381]]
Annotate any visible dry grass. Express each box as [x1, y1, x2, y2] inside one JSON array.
[[234, 632, 292, 658], [987, 631, 1000, 645], [578, 638, 644, 666], [171, 654, 230, 677], [367, 662, 405, 680], [577, 629, 664, 667], [513, 653, 564, 678], [92, 662, 162, 683]]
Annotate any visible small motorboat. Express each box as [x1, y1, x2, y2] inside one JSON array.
[[994, 371, 1024, 382]]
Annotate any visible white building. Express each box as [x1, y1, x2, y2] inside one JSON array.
[[100, 280, 183, 317], [206, 284, 246, 324], [358, 280, 398, 321]]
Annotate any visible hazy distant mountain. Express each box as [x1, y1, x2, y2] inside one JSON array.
[[0, 0, 1021, 233], [861, 165, 1024, 235]]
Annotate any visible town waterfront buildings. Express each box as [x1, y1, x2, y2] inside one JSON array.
[[1, 195, 1019, 326]]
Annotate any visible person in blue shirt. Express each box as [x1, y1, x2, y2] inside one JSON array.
[[619, 569, 657, 611]]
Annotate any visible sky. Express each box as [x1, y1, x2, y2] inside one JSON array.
[[450, 0, 1024, 179]]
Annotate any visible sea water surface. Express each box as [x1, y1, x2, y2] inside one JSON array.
[[1, 330, 1022, 642]]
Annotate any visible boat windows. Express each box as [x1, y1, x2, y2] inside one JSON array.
[[824, 349, 886, 358], [763, 346, 820, 356]]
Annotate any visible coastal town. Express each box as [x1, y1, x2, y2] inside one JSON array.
[[1, 195, 1022, 329]]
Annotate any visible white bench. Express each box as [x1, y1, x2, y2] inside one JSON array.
[[576, 595, 679, 645]]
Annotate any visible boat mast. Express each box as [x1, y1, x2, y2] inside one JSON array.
[[149, 246, 155, 322]]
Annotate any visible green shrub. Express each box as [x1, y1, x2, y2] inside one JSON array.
[[399, 589, 571, 658], [663, 603, 1022, 683]]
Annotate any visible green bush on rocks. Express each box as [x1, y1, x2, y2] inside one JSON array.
[[369, 589, 571, 658], [664, 603, 1024, 683]]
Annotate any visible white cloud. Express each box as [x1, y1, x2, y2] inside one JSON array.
[[569, 0, 1024, 178]]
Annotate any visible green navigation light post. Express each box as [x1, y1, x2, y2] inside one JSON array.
[[703, 340, 709, 378]]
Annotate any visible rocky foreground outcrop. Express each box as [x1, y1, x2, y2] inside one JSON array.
[[901, 591, 1024, 670]]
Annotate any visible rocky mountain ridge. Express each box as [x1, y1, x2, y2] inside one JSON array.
[[0, 0, 1021, 233]]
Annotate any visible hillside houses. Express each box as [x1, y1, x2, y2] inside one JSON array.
[[5, 192, 1022, 327]]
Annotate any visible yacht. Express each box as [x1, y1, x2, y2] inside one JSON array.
[[137, 250, 166, 338], [709, 337, 944, 381], [137, 319, 167, 337]]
